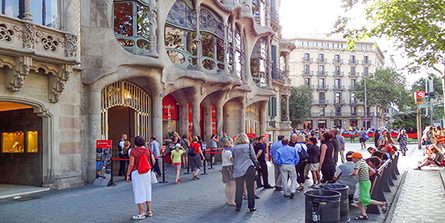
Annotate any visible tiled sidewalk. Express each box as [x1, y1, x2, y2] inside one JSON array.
[[389, 149, 445, 223]]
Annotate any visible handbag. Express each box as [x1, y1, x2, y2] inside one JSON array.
[[151, 171, 158, 184]]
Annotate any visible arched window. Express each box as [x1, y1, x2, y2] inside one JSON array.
[[113, 0, 151, 56], [199, 6, 224, 71], [165, 0, 198, 69], [251, 37, 267, 86]]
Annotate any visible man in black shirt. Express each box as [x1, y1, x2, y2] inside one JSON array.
[[255, 135, 273, 189]]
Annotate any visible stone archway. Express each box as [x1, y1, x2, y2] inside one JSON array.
[[0, 97, 53, 187], [101, 80, 152, 141]]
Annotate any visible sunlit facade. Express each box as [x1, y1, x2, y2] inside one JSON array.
[[0, 0, 293, 189], [288, 37, 385, 130]]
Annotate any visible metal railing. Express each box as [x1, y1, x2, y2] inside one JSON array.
[[271, 68, 286, 83], [315, 84, 329, 90], [333, 71, 344, 77], [302, 57, 313, 62], [316, 58, 327, 63], [316, 70, 327, 76]]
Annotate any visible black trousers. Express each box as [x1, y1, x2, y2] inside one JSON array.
[[118, 153, 127, 176], [321, 169, 335, 183], [153, 159, 161, 176], [256, 161, 269, 186], [235, 166, 256, 209], [296, 161, 307, 184]]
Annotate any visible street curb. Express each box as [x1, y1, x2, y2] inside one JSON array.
[[383, 171, 408, 223], [439, 169, 445, 194]]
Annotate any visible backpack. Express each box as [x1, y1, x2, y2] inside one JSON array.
[[296, 143, 309, 161], [137, 148, 151, 174], [188, 142, 198, 156]]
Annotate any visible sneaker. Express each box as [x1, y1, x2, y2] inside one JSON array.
[[255, 195, 260, 199], [264, 185, 274, 189], [132, 214, 146, 220], [414, 167, 421, 170], [289, 193, 295, 199]]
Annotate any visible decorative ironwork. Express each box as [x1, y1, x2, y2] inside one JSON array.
[[101, 80, 151, 140]]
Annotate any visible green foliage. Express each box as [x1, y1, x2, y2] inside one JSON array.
[[411, 74, 443, 96], [288, 86, 313, 127], [335, 0, 445, 70], [355, 68, 407, 108]]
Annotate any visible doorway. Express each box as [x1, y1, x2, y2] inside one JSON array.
[[0, 102, 43, 186]]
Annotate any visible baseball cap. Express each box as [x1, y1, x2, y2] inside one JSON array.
[[347, 152, 363, 159]]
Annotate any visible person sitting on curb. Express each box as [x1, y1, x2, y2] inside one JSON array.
[[349, 152, 387, 220], [415, 145, 444, 170], [274, 138, 299, 199], [333, 151, 358, 203]]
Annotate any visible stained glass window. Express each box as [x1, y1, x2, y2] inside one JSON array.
[[113, 0, 151, 55], [166, 0, 196, 30], [200, 7, 224, 38]]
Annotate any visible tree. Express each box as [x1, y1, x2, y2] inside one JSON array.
[[288, 86, 313, 127], [334, 0, 445, 72], [355, 68, 407, 108], [411, 74, 444, 97]]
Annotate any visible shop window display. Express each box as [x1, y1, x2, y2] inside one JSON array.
[[2, 131, 25, 153], [27, 131, 39, 153]]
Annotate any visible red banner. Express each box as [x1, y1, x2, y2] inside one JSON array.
[[162, 94, 178, 120], [96, 140, 112, 149]]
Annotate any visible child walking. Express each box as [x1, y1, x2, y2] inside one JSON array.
[[349, 152, 387, 220], [171, 143, 185, 184]]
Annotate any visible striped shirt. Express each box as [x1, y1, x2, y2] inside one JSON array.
[[355, 160, 370, 181]]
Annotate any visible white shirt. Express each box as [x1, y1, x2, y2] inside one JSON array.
[[222, 149, 233, 167]]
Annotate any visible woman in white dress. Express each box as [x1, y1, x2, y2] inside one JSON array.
[[126, 136, 156, 220]]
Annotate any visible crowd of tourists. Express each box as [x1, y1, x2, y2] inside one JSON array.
[[118, 124, 445, 220]]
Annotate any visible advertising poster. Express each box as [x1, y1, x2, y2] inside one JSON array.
[[94, 140, 113, 186]]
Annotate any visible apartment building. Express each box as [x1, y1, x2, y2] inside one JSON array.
[[288, 37, 385, 130]]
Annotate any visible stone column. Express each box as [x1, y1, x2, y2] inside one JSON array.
[[240, 101, 246, 133], [223, 22, 230, 75], [23, 0, 32, 21], [267, 36, 272, 87], [192, 101, 201, 137], [87, 89, 102, 183], [216, 104, 224, 135], [195, 5, 203, 70], [259, 101, 268, 134], [286, 95, 290, 121], [149, 0, 159, 57], [178, 103, 189, 137], [202, 102, 213, 142], [152, 94, 163, 145]]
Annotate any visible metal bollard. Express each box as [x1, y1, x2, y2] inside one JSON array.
[[159, 153, 168, 183], [202, 149, 208, 175]]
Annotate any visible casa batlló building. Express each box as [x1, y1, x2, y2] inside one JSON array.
[[0, 0, 294, 189]]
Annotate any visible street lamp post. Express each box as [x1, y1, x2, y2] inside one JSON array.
[[364, 76, 368, 129]]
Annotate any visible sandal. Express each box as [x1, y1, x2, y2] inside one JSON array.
[[132, 214, 146, 220], [146, 210, 153, 217], [354, 215, 368, 220]]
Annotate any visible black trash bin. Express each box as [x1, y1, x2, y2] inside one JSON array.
[[318, 184, 350, 222], [305, 189, 341, 223]]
